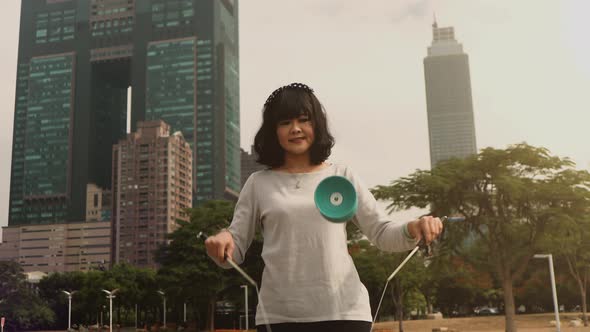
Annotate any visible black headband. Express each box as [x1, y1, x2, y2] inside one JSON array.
[[264, 82, 314, 107]]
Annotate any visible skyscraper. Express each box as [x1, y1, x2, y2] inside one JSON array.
[[423, 20, 477, 168], [8, 0, 239, 226], [112, 120, 192, 268]]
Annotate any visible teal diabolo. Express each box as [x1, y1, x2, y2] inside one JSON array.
[[314, 176, 358, 223]]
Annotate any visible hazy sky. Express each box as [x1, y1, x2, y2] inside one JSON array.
[[1, 0, 589, 231]]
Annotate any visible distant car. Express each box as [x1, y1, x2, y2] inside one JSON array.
[[476, 307, 499, 316]]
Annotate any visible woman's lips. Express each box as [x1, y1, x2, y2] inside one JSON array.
[[289, 137, 305, 143]]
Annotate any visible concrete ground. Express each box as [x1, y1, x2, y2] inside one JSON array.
[[373, 313, 589, 332]]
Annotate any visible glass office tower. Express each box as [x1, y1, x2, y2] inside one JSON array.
[[424, 21, 477, 168], [9, 0, 240, 226]]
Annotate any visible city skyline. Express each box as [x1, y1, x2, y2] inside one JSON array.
[[5, 0, 239, 228], [2, 0, 590, 232]]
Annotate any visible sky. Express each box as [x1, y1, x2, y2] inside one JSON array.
[[1, 0, 590, 231]]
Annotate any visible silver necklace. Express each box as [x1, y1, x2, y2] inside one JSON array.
[[293, 173, 303, 189], [284, 166, 313, 189]]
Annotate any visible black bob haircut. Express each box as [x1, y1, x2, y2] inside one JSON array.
[[254, 84, 335, 168]]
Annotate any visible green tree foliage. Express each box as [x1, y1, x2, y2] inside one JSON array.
[[106, 264, 159, 326], [428, 254, 495, 316], [544, 214, 590, 325], [37, 270, 86, 328], [351, 239, 427, 332], [155, 200, 264, 331], [371, 143, 590, 332], [514, 263, 578, 314], [32, 200, 265, 331], [37, 265, 160, 328], [0, 261, 55, 331]]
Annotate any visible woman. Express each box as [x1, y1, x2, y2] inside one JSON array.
[[205, 83, 443, 332]]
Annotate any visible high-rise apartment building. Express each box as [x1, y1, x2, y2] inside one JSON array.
[[423, 20, 477, 168], [112, 120, 192, 268], [9, 0, 239, 227]]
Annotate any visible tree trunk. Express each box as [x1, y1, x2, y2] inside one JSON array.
[[578, 281, 588, 327], [425, 296, 433, 314], [151, 308, 156, 325], [568, 256, 588, 327], [207, 298, 216, 332], [502, 268, 517, 332], [193, 308, 200, 330], [397, 290, 404, 332], [391, 283, 405, 332]]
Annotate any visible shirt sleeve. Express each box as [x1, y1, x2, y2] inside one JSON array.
[[214, 172, 260, 269], [345, 166, 418, 252]]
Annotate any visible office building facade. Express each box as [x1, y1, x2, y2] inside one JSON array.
[[423, 21, 477, 167], [0, 221, 111, 273], [0, 184, 112, 273], [9, 0, 240, 227]]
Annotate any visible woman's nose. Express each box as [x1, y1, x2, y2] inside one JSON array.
[[290, 122, 302, 133]]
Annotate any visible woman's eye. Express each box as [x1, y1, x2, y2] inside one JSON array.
[[278, 120, 290, 126], [299, 117, 310, 122]]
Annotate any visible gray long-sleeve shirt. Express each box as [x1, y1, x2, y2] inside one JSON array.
[[220, 163, 418, 325]]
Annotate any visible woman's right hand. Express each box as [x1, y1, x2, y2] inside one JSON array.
[[204, 229, 235, 264]]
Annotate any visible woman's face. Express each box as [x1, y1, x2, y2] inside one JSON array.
[[276, 114, 315, 158]]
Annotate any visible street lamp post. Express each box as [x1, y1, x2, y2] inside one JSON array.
[[157, 291, 166, 328], [102, 289, 119, 332], [62, 290, 76, 331], [534, 254, 561, 332], [240, 285, 248, 330]]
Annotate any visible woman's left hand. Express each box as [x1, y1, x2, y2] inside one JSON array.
[[407, 216, 443, 244]]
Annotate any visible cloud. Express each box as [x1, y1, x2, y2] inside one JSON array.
[[298, 0, 433, 24], [391, 0, 434, 23]]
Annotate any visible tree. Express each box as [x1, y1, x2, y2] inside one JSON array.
[[134, 268, 159, 326], [426, 253, 495, 317], [351, 240, 427, 332], [547, 215, 590, 326], [38, 270, 86, 328], [37, 265, 162, 329], [156, 200, 264, 331], [0, 261, 55, 331], [372, 144, 590, 332], [104, 264, 152, 326]]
